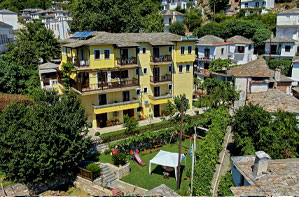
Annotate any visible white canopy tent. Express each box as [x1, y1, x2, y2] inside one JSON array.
[[149, 150, 186, 180]]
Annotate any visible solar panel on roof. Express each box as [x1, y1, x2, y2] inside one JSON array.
[[71, 31, 94, 39]]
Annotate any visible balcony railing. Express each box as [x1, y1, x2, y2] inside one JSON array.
[[116, 57, 137, 66], [69, 78, 139, 93], [93, 99, 139, 109], [67, 57, 90, 67], [150, 55, 172, 63], [196, 55, 215, 61], [150, 74, 172, 83], [150, 93, 172, 99]]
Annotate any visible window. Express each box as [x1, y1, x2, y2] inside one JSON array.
[[137, 47, 140, 54], [237, 46, 245, 53], [181, 46, 185, 55], [137, 107, 143, 112], [142, 47, 146, 54], [143, 87, 148, 93], [249, 45, 252, 50], [169, 46, 172, 52], [255, 2, 259, 7], [104, 49, 110, 59], [245, 3, 248, 7], [285, 45, 291, 52], [122, 91, 130, 102], [143, 68, 148, 74], [94, 49, 101, 60], [221, 48, 224, 55], [186, 64, 190, 72], [188, 46, 192, 54], [169, 65, 172, 72], [179, 65, 183, 73], [168, 84, 172, 90], [136, 89, 141, 95], [136, 68, 139, 75], [98, 94, 107, 106], [62, 47, 66, 54], [67, 48, 71, 54]]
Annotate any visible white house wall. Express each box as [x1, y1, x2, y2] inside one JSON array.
[[0, 26, 13, 53], [264, 42, 296, 58], [0, 13, 18, 30], [229, 44, 254, 64], [250, 83, 268, 92], [292, 62, 299, 81]]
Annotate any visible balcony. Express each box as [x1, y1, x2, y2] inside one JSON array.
[[150, 75, 172, 84], [68, 78, 139, 93], [150, 55, 172, 64], [67, 57, 90, 68], [196, 55, 215, 61], [149, 93, 173, 105], [116, 57, 137, 66], [93, 99, 140, 114]]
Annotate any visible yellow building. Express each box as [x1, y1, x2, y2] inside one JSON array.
[[57, 32, 196, 128]]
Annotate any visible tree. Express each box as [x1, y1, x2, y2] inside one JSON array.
[[209, 59, 232, 71], [265, 59, 292, 76], [252, 28, 271, 54], [61, 62, 75, 89], [123, 114, 138, 133], [186, 8, 202, 32], [218, 171, 234, 196], [169, 21, 186, 36], [0, 0, 52, 12], [208, 0, 229, 13], [141, 12, 164, 33], [165, 94, 190, 120], [0, 90, 90, 186]]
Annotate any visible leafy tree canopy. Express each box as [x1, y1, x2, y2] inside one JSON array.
[[209, 0, 229, 13], [69, 0, 163, 33], [209, 58, 232, 71], [0, 0, 52, 12], [186, 8, 202, 32], [265, 58, 292, 76], [0, 90, 90, 185], [169, 21, 186, 36]]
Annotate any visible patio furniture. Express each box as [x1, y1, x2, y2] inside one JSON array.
[[106, 120, 112, 127]]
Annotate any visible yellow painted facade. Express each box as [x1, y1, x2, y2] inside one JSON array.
[[58, 34, 195, 128]]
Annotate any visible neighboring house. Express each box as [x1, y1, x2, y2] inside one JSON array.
[[45, 19, 70, 40], [162, 0, 197, 10], [240, 0, 274, 16], [57, 32, 195, 128], [227, 35, 256, 65], [291, 56, 299, 85], [228, 58, 293, 107], [231, 151, 299, 196], [39, 62, 59, 90], [0, 9, 18, 30], [160, 10, 185, 33], [264, 36, 297, 60], [194, 35, 231, 80], [276, 8, 299, 41], [0, 21, 14, 54], [225, 0, 240, 16]]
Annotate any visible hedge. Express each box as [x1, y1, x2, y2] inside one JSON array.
[[193, 105, 231, 196]]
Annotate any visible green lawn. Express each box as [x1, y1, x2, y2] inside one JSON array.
[[98, 139, 198, 194]]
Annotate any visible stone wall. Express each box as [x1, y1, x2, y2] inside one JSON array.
[[111, 180, 148, 196], [73, 176, 112, 196], [104, 162, 131, 179]]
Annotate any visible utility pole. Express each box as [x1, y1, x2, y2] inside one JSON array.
[[177, 98, 184, 190]]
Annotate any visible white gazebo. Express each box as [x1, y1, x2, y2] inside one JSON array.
[[149, 150, 186, 180]]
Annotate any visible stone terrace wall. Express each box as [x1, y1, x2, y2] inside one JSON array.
[[73, 176, 112, 196], [104, 162, 130, 179]]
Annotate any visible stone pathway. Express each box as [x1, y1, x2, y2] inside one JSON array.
[[1, 183, 29, 196]]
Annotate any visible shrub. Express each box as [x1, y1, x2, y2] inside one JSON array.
[[112, 153, 127, 166], [169, 21, 186, 36], [123, 114, 138, 133], [104, 149, 110, 155], [218, 171, 234, 196], [95, 132, 100, 136], [86, 163, 101, 179]]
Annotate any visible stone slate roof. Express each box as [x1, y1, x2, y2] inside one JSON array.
[[264, 36, 296, 43], [231, 155, 299, 196], [0, 9, 17, 14], [160, 10, 186, 16], [61, 31, 184, 48], [228, 59, 270, 78], [278, 8, 299, 14], [197, 35, 224, 45], [145, 184, 179, 196], [247, 89, 299, 113], [39, 62, 59, 70], [227, 35, 254, 44]]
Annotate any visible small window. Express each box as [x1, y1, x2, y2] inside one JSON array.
[[179, 65, 183, 73], [94, 49, 101, 60], [249, 45, 252, 50], [136, 89, 141, 95], [137, 47, 140, 54], [137, 107, 142, 112], [245, 2, 248, 7], [237, 46, 245, 53], [255, 2, 259, 7], [142, 47, 146, 54], [285, 45, 291, 52], [221, 48, 224, 55], [181, 46, 185, 55], [143, 87, 148, 93], [67, 48, 71, 54], [169, 46, 172, 52], [62, 47, 66, 54], [186, 64, 190, 72], [168, 84, 172, 90], [104, 49, 110, 59], [136, 68, 139, 75], [143, 68, 148, 74], [188, 46, 192, 54], [169, 65, 172, 72]]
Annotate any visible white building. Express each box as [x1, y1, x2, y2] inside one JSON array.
[[276, 8, 299, 41], [240, 0, 274, 16], [162, 0, 197, 10], [264, 36, 297, 60], [227, 35, 256, 65], [0, 9, 18, 30], [39, 62, 59, 90], [45, 19, 70, 40], [160, 10, 185, 32], [0, 21, 14, 54]]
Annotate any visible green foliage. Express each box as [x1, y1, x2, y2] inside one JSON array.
[[218, 171, 234, 196], [69, 0, 162, 33], [86, 163, 101, 179], [95, 132, 100, 136], [123, 114, 139, 133], [175, 6, 186, 14], [0, 0, 52, 12], [252, 28, 271, 54], [186, 8, 202, 32], [208, 0, 229, 13], [193, 106, 230, 195], [265, 59, 292, 76], [209, 58, 232, 71], [165, 94, 190, 120], [232, 103, 299, 159], [169, 21, 186, 36], [0, 90, 90, 184], [61, 62, 75, 89], [112, 153, 127, 166], [202, 78, 219, 92]]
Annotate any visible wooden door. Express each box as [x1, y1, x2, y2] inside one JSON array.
[[153, 66, 160, 82], [96, 113, 107, 128], [154, 105, 160, 117], [154, 86, 160, 97]]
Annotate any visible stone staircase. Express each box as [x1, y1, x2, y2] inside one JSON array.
[[97, 163, 117, 186]]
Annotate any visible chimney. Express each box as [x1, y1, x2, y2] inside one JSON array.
[[275, 69, 281, 81], [252, 151, 271, 177]]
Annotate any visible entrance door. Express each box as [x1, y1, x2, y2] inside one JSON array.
[[78, 72, 89, 89], [98, 94, 107, 106], [204, 48, 210, 58], [153, 47, 160, 57], [123, 109, 134, 118], [122, 91, 130, 102], [153, 66, 160, 82], [154, 105, 160, 117], [121, 48, 129, 59], [154, 86, 160, 97], [96, 113, 107, 128], [270, 45, 277, 55]]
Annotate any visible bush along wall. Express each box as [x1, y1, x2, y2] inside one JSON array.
[[193, 105, 231, 196]]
